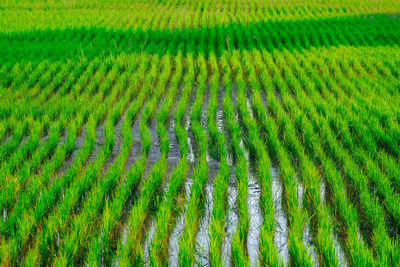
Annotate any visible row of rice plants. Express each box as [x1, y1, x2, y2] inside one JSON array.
[[232, 49, 281, 266], [178, 54, 209, 266], [207, 52, 231, 267], [219, 52, 250, 266]]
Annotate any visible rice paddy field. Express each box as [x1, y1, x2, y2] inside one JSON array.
[[1, 0, 400, 266]]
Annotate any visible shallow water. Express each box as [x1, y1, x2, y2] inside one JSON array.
[[167, 118, 180, 175], [3, 208, 7, 222], [298, 182, 319, 266], [186, 111, 196, 164], [270, 161, 289, 265], [247, 168, 262, 267], [222, 171, 238, 267], [332, 228, 348, 267], [168, 178, 193, 267], [195, 184, 214, 266], [320, 177, 326, 204], [144, 118, 161, 177], [143, 220, 156, 265]]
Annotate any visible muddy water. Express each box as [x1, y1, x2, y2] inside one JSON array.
[[216, 84, 237, 266], [143, 119, 161, 177], [166, 84, 183, 175], [321, 177, 347, 267], [186, 112, 195, 164], [168, 177, 193, 266], [332, 228, 348, 267], [167, 117, 180, 175], [195, 85, 218, 266], [247, 168, 262, 267], [168, 86, 197, 266], [195, 184, 214, 266], [3, 208, 6, 222], [298, 182, 319, 266], [222, 171, 238, 267], [320, 177, 326, 204], [244, 95, 263, 266], [270, 161, 289, 265]]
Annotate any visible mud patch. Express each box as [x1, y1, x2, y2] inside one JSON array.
[[270, 161, 289, 265]]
